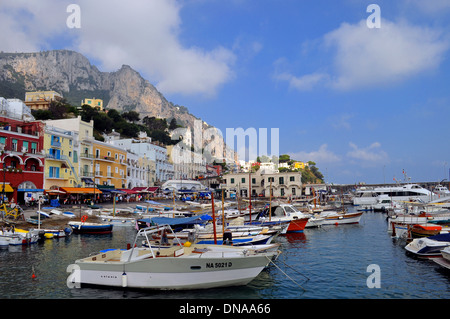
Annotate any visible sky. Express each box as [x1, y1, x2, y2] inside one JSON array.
[[1, 0, 450, 184]]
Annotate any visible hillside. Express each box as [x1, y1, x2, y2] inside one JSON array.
[[0, 50, 201, 129]]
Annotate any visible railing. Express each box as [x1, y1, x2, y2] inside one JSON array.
[[80, 153, 95, 159]]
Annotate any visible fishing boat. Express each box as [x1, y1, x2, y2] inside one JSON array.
[[68, 225, 280, 290], [68, 216, 113, 234], [0, 228, 39, 245], [410, 224, 442, 238], [254, 204, 310, 232], [68, 221, 113, 234], [405, 233, 450, 258], [319, 210, 363, 225]]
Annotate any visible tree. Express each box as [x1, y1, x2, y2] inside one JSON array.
[[122, 111, 140, 123], [169, 118, 178, 130], [279, 154, 290, 163]]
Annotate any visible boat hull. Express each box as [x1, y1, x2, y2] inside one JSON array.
[[69, 222, 113, 234], [321, 212, 363, 225], [71, 247, 274, 290], [286, 217, 309, 232]]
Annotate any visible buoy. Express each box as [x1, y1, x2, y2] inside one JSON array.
[[31, 266, 36, 279], [334, 222, 339, 226], [184, 241, 191, 247]]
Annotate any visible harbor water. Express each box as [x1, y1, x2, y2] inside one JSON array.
[[1, 207, 450, 299]]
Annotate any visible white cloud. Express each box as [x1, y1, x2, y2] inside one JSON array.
[[289, 144, 341, 164], [275, 72, 329, 91], [347, 142, 389, 164], [277, 18, 449, 91], [0, 0, 235, 97]]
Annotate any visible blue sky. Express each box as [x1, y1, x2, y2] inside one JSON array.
[[1, 0, 450, 184]]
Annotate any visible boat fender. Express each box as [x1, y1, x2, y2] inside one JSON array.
[[81, 215, 88, 223], [122, 272, 127, 287], [184, 241, 192, 247]]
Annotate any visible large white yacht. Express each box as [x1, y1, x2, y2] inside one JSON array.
[[353, 184, 435, 206]]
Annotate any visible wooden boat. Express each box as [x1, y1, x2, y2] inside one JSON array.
[[68, 221, 113, 234], [410, 224, 442, 238], [68, 225, 280, 290], [320, 210, 363, 225]]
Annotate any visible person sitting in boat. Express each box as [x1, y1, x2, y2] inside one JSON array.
[[161, 230, 169, 245]]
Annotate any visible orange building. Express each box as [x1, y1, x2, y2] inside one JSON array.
[[92, 140, 127, 189]]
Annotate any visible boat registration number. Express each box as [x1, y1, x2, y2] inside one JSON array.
[[206, 262, 232, 268]]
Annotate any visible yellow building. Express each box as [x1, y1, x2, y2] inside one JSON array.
[[81, 98, 103, 111], [25, 90, 63, 110], [43, 124, 80, 189], [294, 161, 307, 170], [92, 140, 127, 188], [45, 116, 95, 188]]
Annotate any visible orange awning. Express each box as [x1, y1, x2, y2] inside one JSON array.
[[0, 184, 14, 192], [60, 187, 102, 194]]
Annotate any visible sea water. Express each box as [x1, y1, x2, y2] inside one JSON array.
[[1, 207, 450, 299]]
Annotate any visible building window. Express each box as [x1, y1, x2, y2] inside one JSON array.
[[292, 188, 296, 195], [279, 177, 284, 185], [11, 139, 17, 151], [241, 178, 245, 183], [268, 177, 274, 183], [31, 142, 37, 154], [95, 149, 100, 158], [290, 176, 295, 182], [230, 178, 235, 184], [280, 188, 285, 196], [252, 178, 256, 184]]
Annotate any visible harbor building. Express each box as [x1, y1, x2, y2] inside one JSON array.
[[43, 124, 80, 190], [221, 170, 302, 199], [0, 98, 46, 204], [92, 139, 127, 189], [44, 116, 96, 188]]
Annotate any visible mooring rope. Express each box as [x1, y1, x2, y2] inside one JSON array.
[[266, 256, 307, 291]]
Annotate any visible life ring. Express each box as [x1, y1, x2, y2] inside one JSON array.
[[81, 215, 88, 223]]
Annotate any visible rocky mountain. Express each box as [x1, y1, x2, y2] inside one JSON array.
[[0, 50, 201, 129]]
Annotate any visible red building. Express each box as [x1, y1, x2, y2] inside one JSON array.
[[0, 116, 45, 204]]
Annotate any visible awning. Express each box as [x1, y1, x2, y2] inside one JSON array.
[[81, 178, 94, 184], [61, 187, 102, 194], [118, 189, 139, 194], [18, 188, 44, 192], [98, 188, 126, 194], [0, 184, 14, 192], [147, 187, 159, 193], [45, 189, 66, 195]]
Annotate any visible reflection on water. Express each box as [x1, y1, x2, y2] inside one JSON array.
[[1, 210, 450, 299]]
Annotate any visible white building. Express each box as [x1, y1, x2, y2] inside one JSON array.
[[110, 132, 173, 184], [221, 170, 302, 198]]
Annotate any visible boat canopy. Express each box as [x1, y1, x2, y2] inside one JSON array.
[[139, 214, 212, 226]]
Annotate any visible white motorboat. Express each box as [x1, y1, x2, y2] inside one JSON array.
[[254, 204, 311, 232], [68, 225, 280, 290], [405, 233, 450, 258], [353, 184, 435, 206], [433, 184, 450, 197]]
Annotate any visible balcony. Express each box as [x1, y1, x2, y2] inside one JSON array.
[[95, 155, 115, 162], [80, 170, 94, 177], [80, 153, 95, 159]]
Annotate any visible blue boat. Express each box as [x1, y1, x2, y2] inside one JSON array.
[[68, 221, 113, 234], [405, 233, 450, 258]]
